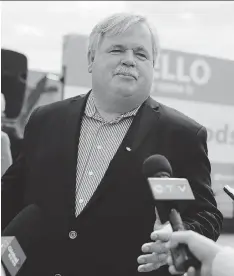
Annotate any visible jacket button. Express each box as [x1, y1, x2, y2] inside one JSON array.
[[69, 230, 77, 239]]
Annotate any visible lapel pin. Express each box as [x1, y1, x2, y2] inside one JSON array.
[[126, 147, 132, 152]]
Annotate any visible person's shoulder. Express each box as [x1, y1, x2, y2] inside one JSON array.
[[26, 93, 88, 128], [35, 93, 87, 116], [153, 99, 204, 135]]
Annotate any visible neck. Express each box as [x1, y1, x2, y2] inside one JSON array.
[[92, 91, 145, 117], [92, 95, 120, 122]]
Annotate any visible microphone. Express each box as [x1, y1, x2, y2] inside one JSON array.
[[1, 204, 45, 276], [1, 237, 26, 276], [223, 185, 234, 201], [142, 154, 201, 274]]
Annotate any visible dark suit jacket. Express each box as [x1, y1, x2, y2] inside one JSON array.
[[1, 92, 223, 276]]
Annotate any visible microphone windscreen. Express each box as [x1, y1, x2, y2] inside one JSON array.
[[2, 204, 45, 252], [142, 154, 173, 178]]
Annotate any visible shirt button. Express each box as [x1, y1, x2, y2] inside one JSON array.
[[69, 231, 77, 239], [79, 198, 84, 204], [97, 145, 102, 150], [88, 171, 93, 176]]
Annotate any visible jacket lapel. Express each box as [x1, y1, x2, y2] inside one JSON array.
[[60, 92, 90, 219], [77, 97, 161, 217], [131, 97, 161, 152]]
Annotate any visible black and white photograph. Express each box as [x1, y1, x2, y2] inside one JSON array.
[[1, 2, 234, 276]]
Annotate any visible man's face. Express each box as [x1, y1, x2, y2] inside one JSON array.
[[88, 22, 155, 107]]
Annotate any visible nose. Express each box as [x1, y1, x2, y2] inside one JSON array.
[[121, 50, 136, 67]]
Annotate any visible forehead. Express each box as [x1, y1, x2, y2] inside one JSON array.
[[99, 22, 153, 54]]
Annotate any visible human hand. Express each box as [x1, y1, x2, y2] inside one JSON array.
[[137, 222, 173, 272], [166, 230, 222, 276], [167, 254, 200, 276]]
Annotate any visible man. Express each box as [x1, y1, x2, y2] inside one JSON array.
[[2, 13, 223, 276]]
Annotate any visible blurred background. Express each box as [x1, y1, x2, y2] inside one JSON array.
[[1, 1, 234, 246]]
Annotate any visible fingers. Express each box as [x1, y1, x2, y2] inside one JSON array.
[[167, 255, 173, 266], [168, 265, 197, 276], [151, 231, 171, 242], [167, 256, 198, 276], [138, 262, 161, 272], [187, 267, 197, 276], [151, 226, 172, 242], [138, 242, 169, 273], [168, 231, 193, 248], [141, 241, 169, 254], [167, 255, 179, 275], [168, 265, 181, 275], [165, 231, 193, 250], [138, 252, 168, 265]]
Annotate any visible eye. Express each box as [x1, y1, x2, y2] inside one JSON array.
[[136, 53, 147, 59], [111, 49, 123, 53]]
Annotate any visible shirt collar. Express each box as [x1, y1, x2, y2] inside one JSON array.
[[84, 92, 141, 123]]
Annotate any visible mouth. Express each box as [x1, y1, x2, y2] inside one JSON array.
[[115, 73, 137, 80]]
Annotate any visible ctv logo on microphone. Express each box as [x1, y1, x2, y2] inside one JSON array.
[[147, 178, 195, 200], [152, 183, 187, 194]]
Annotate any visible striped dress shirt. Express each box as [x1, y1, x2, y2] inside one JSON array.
[[75, 93, 141, 217]]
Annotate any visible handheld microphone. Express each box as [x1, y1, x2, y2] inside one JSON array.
[[143, 154, 201, 274], [223, 185, 234, 201], [1, 237, 26, 276], [1, 204, 45, 276]]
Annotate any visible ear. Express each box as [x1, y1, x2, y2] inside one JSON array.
[[87, 51, 94, 73]]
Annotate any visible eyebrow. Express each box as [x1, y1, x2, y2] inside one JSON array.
[[133, 46, 148, 53], [109, 44, 126, 50]]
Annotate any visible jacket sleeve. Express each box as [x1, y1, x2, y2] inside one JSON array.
[[1, 107, 40, 230], [179, 126, 223, 241], [212, 247, 234, 276]]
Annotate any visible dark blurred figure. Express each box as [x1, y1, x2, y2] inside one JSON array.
[[1, 49, 27, 119], [1, 49, 28, 160], [1, 49, 48, 160]]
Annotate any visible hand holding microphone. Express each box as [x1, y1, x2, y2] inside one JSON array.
[[137, 154, 201, 273], [166, 230, 222, 276], [165, 184, 234, 276]]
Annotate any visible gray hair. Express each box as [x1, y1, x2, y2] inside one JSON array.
[[88, 13, 160, 67]]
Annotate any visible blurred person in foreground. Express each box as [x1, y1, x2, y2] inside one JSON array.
[[166, 230, 234, 276], [1, 93, 12, 176], [1, 75, 48, 161], [1, 264, 6, 276], [2, 13, 223, 276]]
